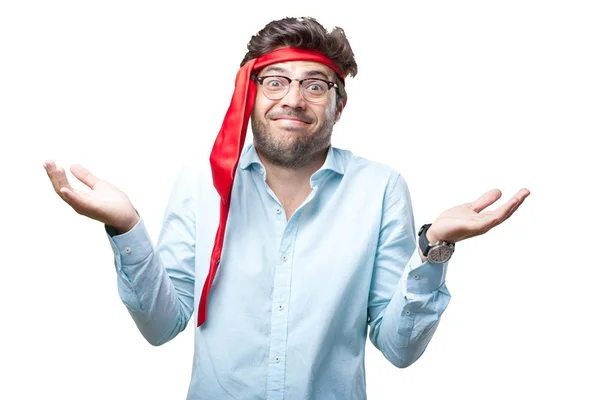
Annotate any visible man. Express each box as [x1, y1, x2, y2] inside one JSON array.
[[44, 16, 529, 399]]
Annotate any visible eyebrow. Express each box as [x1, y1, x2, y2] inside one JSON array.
[[304, 70, 330, 80], [261, 66, 331, 80]]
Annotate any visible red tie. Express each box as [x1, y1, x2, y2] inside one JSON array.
[[197, 48, 345, 326]]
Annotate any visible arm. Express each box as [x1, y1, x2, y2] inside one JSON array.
[[44, 160, 200, 345], [106, 164, 197, 346], [367, 173, 451, 368], [367, 173, 530, 368]]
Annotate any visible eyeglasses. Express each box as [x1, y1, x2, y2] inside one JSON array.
[[252, 75, 338, 103]]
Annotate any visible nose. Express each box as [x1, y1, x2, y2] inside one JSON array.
[[280, 81, 306, 109]]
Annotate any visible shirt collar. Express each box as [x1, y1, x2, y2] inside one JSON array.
[[316, 144, 345, 175], [239, 143, 346, 185], [239, 143, 263, 170]]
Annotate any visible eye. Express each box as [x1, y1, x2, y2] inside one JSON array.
[[303, 80, 327, 93], [263, 77, 287, 88]]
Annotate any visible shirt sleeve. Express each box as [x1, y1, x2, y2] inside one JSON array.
[[367, 172, 451, 368], [105, 163, 197, 346]]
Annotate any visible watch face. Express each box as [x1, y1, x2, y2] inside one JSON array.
[[428, 245, 454, 263]]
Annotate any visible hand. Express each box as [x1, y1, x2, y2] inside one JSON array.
[[426, 188, 530, 244], [44, 160, 140, 234]]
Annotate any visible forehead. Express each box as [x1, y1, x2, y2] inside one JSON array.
[[257, 61, 335, 79]]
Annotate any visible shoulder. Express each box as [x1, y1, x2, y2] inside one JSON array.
[[332, 146, 408, 190]]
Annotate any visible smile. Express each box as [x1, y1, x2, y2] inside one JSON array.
[[273, 118, 311, 125]]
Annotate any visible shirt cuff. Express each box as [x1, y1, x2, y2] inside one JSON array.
[[105, 217, 154, 267], [401, 248, 448, 295]]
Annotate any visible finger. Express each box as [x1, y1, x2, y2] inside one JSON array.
[[478, 188, 530, 231], [500, 188, 531, 223], [500, 201, 521, 224], [70, 164, 100, 189], [59, 187, 79, 206], [44, 160, 74, 197], [469, 189, 502, 213], [60, 187, 94, 215], [515, 188, 531, 202]]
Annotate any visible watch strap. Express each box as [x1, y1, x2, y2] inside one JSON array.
[[418, 223, 433, 256]]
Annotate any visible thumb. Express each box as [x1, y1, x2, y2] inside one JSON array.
[[70, 164, 100, 189]]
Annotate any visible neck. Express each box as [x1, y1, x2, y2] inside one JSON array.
[[256, 146, 328, 219]]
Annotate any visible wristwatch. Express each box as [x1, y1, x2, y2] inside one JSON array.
[[418, 223, 455, 264]]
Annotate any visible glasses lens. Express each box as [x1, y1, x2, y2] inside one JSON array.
[[262, 76, 289, 99], [301, 79, 328, 101]]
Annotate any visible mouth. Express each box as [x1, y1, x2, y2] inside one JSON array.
[[268, 112, 313, 125], [273, 117, 311, 125]]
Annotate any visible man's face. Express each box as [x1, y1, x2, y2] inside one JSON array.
[[251, 61, 343, 169]]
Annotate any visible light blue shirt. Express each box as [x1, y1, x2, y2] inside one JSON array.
[[106, 144, 451, 399]]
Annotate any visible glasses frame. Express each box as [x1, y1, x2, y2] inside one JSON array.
[[251, 74, 339, 103]]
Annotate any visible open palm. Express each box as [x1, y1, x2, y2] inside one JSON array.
[[427, 188, 530, 244], [44, 161, 139, 233]]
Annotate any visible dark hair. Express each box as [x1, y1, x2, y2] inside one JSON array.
[[241, 17, 358, 105]]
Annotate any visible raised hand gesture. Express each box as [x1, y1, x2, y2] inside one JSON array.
[[44, 161, 140, 234], [426, 188, 530, 244]]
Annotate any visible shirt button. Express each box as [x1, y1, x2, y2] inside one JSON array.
[[278, 305, 284, 311], [274, 356, 281, 363], [413, 274, 420, 280], [276, 208, 282, 214], [282, 255, 287, 262], [405, 310, 411, 316], [124, 247, 131, 254], [259, 168, 265, 174]]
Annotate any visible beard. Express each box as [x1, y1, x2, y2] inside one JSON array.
[[251, 109, 335, 169]]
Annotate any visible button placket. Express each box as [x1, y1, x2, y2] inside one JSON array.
[[266, 218, 297, 394]]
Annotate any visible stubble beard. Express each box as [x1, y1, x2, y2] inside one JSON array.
[[251, 113, 334, 169]]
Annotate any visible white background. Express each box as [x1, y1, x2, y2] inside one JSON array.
[[1, 1, 598, 399]]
